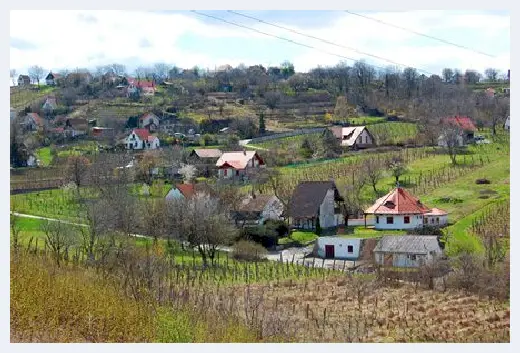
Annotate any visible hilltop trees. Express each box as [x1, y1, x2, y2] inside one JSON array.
[[28, 65, 45, 87]]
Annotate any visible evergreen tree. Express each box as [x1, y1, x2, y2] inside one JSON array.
[[299, 138, 314, 159], [320, 128, 341, 158], [258, 111, 266, 134], [315, 216, 322, 236]]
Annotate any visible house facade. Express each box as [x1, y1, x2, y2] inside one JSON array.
[[215, 151, 265, 179], [329, 126, 375, 148], [45, 72, 61, 86], [138, 112, 160, 132], [64, 118, 88, 137], [233, 194, 284, 226], [365, 187, 448, 230], [288, 181, 345, 230], [314, 237, 361, 260], [21, 113, 43, 132], [126, 78, 156, 97], [373, 235, 443, 268], [125, 129, 160, 150], [18, 75, 31, 86], [42, 96, 58, 112], [188, 149, 223, 177]]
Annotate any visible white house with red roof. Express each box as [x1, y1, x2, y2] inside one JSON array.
[[138, 112, 160, 132], [439, 116, 477, 143], [124, 128, 160, 150], [126, 78, 156, 97], [215, 150, 265, 179], [364, 187, 448, 230]]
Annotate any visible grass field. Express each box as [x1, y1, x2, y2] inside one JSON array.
[[250, 133, 322, 150], [10, 86, 57, 109], [348, 116, 387, 125], [35, 147, 53, 166], [370, 122, 419, 145]]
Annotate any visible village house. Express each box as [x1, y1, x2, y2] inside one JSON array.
[[42, 96, 58, 112], [124, 129, 160, 150], [17, 74, 31, 86], [126, 78, 156, 97], [64, 118, 89, 137], [92, 127, 115, 140], [373, 235, 443, 268], [329, 125, 375, 149], [20, 113, 44, 132], [439, 116, 477, 144], [287, 181, 345, 231], [232, 194, 284, 227], [215, 150, 265, 180], [165, 184, 196, 201], [364, 187, 448, 230], [138, 112, 160, 132], [314, 237, 362, 260], [45, 72, 61, 86], [188, 148, 223, 177]]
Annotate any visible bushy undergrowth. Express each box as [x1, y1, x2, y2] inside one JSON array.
[[10, 251, 258, 343]]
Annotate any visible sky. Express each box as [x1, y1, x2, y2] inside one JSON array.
[[9, 10, 510, 81]]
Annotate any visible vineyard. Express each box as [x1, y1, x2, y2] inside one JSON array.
[[11, 243, 510, 343]]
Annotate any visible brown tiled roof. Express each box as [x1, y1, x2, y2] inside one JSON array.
[[237, 195, 276, 212], [175, 184, 195, 198], [288, 181, 340, 218], [216, 151, 263, 169], [365, 187, 431, 215]]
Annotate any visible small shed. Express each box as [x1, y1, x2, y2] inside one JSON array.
[[314, 237, 361, 260], [373, 235, 442, 268]]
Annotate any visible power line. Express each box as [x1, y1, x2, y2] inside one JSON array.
[[344, 10, 496, 58], [191, 10, 434, 75], [227, 10, 433, 75]]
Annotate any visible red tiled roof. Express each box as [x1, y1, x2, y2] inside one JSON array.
[[219, 160, 245, 170], [147, 135, 158, 142], [132, 128, 151, 140], [365, 187, 431, 215], [441, 116, 477, 132], [27, 113, 42, 126], [175, 184, 195, 198]]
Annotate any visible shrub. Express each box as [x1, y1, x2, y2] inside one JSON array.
[[232, 240, 267, 262], [264, 220, 289, 238], [476, 178, 491, 184]]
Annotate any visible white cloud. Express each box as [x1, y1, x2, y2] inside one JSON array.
[[10, 10, 510, 76]]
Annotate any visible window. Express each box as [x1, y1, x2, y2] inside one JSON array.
[[376, 216, 379, 224], [408, 254, 417, 261], [235, 170, 239, 176], [386, 217, 394, 224], [436, 217, 440, 224], [347, 245, 354, 253], [404, 216, 410, 224]]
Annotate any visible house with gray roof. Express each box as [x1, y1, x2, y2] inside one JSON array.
[[287, 181, 345, 231], [373, 235, 442, 268]]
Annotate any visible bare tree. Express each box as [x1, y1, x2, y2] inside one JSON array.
[[484, 68, 499, 82], [153, 63, 170, 82], [264, 169, 292, 210], [264, 91, 281, 110], [165, 193, 237, 266], [41, 220, 79, 267], [111, 63, 126, 76], [363, 158, 383, 195], [10, 69, 17, 86], [139, 198, 167, 241], [476, 93, 509, 135], [136, 151, 160, 186], [65, 155, 91, 190], [439, 124, 463, 165], [28, 65, 45, 87]]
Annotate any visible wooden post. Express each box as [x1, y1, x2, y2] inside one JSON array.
[[364, 213, 367, 228]]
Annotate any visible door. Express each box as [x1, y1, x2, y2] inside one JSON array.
[[384, 254, 393, 266], [325, 245, 335, 259]]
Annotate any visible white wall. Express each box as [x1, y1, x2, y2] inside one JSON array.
[[374, 214, 423, 230], [316, 237, 361, 259], [319, 189, 336, 228], [424, 214, 448, 226], [374, 251, 439, 268], [347, 218, 375, 227]]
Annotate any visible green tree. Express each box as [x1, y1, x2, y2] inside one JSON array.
[[280, 61, 295, 79], [258, 111, 266, 134], [299, 138, 314, 159], [319, 128, 341, 158]]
